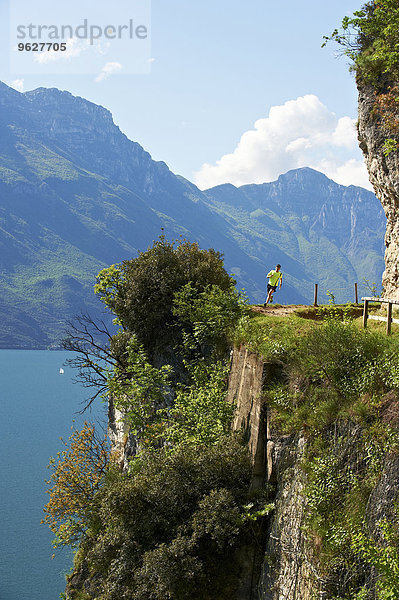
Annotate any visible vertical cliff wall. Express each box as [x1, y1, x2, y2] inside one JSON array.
[[227, 345, 399, 600], [357, 81, 399, 299], [226, 345, 269, 488], [226, 346, 318, 600]]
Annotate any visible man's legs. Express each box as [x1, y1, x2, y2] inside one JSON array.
[[265, 286, 274, 305]]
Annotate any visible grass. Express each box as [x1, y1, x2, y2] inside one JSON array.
[[293, 303, 363, 320], [235, 303, 399, 376], [235, 308, 313, 361]]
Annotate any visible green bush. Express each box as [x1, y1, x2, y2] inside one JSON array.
[[95, 236, 236, 357], [74, 438, 264, 600], [267, 321, 397, 434], [323, 1, 399, 85], [352, 519, 399, 600], [173, 282, 248, 360], [234, 312, 310, 362], [160, 360, 234, 447], [106, 335, 172, 437], [292, 321, 384, 392]]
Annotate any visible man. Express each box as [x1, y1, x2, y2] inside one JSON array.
[[265, 264, 282, 305]]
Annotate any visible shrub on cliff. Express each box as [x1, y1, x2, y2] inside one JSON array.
[[269, 320, 399, 434], [323, 1, 399, 84], [64, 235, 246, 417], [70, 437, 266, 600], [324, 0, 399, 154], [94, 235, 238, 357]]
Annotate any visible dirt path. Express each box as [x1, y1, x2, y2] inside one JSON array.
[[251, 304, 307, 317]]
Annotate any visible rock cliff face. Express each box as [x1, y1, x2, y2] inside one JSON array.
[[257, 435, 316, 600], [225, 347, 317, 600], [224, 347, 399, 599], [357, 81, 399, 298]]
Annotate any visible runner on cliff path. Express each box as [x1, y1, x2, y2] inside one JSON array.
[[265, 264, 282, 305]]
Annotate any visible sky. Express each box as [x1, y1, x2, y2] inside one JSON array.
[[0, 0, 371, 189]]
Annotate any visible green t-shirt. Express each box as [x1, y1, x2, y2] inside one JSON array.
[[267, 270, 282, 286]]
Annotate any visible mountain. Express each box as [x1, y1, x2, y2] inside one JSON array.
[[0, 81, 385, 348]]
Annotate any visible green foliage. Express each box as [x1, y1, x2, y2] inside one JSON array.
[[62, 238, 260, 598], [326, 289, 336, 305], [267, 320, 399, 436], [260, 315, 399, 597], [291, 321, 386, 398], [94, 264, 123, 312], [74, 438, 262, 600], [317, 291, 355, 323], [103, 277, 245, 449], [234, 312, 311, 362], [172, 282, 248, 360], [300, 423, 399, 597], [95, 236, 236, 356], [95, 242, 247, 450], [106, 335, 172, 436], [323, 1, 399, 84], [352, 589, 372, 600], [383, 137, 399, 156], [362, 277, 382, 298], [323, 2, 399, 158], [304, 437, 370, 561], [159, 361, 234, 447], [352, 519, 399, 599]]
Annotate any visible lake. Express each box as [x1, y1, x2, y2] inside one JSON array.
[[0, 350, 107, 600]]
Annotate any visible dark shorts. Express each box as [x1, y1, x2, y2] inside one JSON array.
[[267, 284, 278, 293]]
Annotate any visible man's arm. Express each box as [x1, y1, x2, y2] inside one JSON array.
[[279, 273, 283, 288]]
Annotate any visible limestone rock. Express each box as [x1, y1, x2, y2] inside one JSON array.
[[357, 80, 399, 298]]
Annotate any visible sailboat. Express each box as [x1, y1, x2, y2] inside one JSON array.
[[59, 368, 64, 375]]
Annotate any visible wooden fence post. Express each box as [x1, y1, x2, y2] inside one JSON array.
[[354, 282, 358, 305], [314, 283, 318, 307], [387, 302, 393, 335], [363, 299, 369, 328]]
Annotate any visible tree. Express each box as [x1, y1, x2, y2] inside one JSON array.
[[94, 235, 236, 357], [63, 237, 243, 411], [62, 313, 119, 410], [66, 437, 261, 600], [41, 422, 110, 549]]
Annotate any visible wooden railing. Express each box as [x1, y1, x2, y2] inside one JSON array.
[[362, 297, 399, 335]]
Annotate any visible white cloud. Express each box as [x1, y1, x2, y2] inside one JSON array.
[[147, 57, 156, 63], [34, 38, 87, 64], [331, 116, 357, 149], [194, 95, 372, 191], [95, 61, 123, 82], [10, 79, 24, 92], [313, 158, 370, 189]]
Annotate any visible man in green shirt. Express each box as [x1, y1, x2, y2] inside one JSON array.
[[265, 264, 282, 305]]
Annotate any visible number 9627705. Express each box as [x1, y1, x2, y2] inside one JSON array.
[[18, 42, 67, 52]]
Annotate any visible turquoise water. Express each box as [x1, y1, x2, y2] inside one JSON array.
[[0, 350, 107, 600]]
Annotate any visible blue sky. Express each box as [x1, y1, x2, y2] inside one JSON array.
[[1, 0, 369, 188]]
